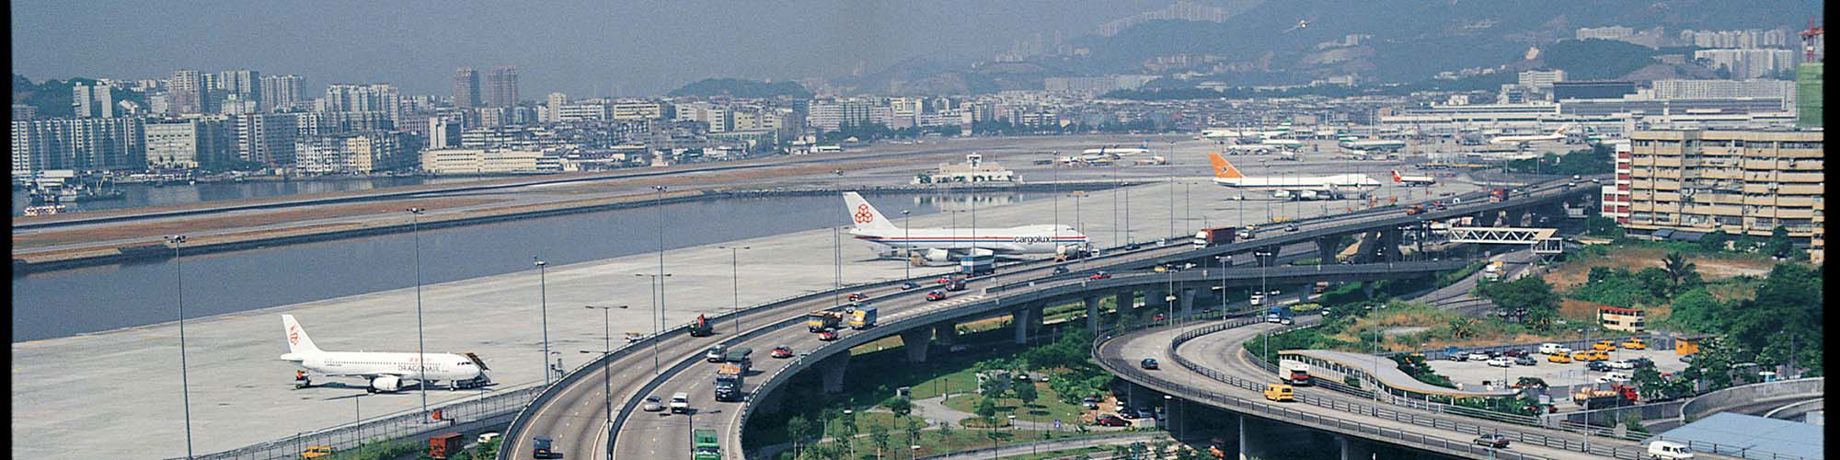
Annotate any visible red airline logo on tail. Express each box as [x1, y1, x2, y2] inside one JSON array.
[[1391, 170, 1403, 183], [853, 204, 874, 224], [288, 325, 300, 346]]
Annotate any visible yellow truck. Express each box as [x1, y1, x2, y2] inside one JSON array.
[[1263, 384, 1295, 402], [806, 310, 847, 332]]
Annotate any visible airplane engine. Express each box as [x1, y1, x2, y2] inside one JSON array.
[[1298, 190, 1320, 200], [369, 375, 403, 393], [921, 248, 953, 262]]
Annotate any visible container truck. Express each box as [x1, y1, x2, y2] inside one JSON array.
[[687, 314, 714, 337], [848, 306, 878, 329], [1571, 384, 1637, 407], [722, 347, 753, 373], [427, 432, 464, 459], [1481, 260, 1505, 281], [1279, 360, 1312, 386], [959, 254, 996, 276], [1193, 227, 1239, 248], [1489, 188, 1510, 203], [713, 363, 745, 402], [807, 310, 847, 332]]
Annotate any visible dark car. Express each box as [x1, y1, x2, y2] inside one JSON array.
[[1586, 361, 1611, 372], [1140, 358, 1159, 370], [900, 281, 921, 291], [771, 346, 794, 359], [1095, 414, 1131, 427], [944, 281, 967, 292], [1629, 357, 1655, 368], [926, 290, 947, 301], [1474, 434, 1510, 449], [1503, 349, 1526, 358], [532, 435, 563, 459], [1514, 355, 1537, 366], [1053, 266, 1069, 274]]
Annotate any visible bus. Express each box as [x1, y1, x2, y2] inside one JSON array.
[[693, 429, 721, 460]]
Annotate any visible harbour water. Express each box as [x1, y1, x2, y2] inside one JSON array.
[[10, 191, 1045, 341]]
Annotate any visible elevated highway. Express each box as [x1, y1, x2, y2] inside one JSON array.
[[502, 177, 1596, 460]]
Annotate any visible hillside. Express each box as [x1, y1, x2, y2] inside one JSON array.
[[667, 78, 812, 99]]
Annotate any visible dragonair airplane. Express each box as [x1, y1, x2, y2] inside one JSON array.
[[1391, 170, 1436, 187], [1489, 124, 1574, 148], [280, 314, 490, 393], [843, 192, 1088, 262], [1208, 152, 1380, 200]]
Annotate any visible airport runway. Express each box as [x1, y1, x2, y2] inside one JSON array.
[[10, 139, 1471, 458]]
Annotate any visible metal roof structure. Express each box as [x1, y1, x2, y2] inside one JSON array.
[[1645, 412, 1824, 460]]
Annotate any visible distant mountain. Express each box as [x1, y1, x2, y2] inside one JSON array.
[[667, 78, 812, 99]]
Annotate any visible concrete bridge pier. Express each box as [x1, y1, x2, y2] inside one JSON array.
[[817, 353, 851, 393], [934, 323, 956, 347], [1012, 305, 1042, 344], [1084, 295, 1102, 331], [900, 329, 932, 363], [1316, 236, 1339, 264], [1115, 290, 1135, 317], [1236, 413, 1254, 460], [753, 386, 784, 414], [1179, 288, 1196, 318], [1380, 228, 1404, 262]]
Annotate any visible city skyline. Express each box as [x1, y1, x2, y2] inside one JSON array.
[[11, 0, 1153, 97]]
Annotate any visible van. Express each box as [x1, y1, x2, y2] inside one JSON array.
[[1646, 440, 1694, 459], [1538, 343, 1565, 355], [705, 345, 727, 362], [669, 392, 691, 414], [1263, 384, 1294, 402]]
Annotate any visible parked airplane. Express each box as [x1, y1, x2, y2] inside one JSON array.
[[1489, 125, 1574, 148], [1081, 146, 1150, 157], [1202, 126, 1291, 142], [843, 192, 1088, 262], [1391, 170, 1436, 187], [1208, 152, 1380, 200], [279, 314, 490, 393]]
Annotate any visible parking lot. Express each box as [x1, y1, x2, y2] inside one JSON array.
[[1427, 343, 1693, 393]]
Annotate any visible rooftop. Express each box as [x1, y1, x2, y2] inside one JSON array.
[[1646, 412, 1823, 460]]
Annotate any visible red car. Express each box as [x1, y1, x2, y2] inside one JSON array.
[[1088, 271, 1111, 280], [771, 346, 794, 358], [1094, 414, 1130, 427], [944, 281, 967, 292], [818, 330, 838, 341], [936, 276, 955, 284], [847, 292, 867, 302], [926, 290, 947, 301]]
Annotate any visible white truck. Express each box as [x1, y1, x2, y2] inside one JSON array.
[[669, 392, 691, 414], [1481, 260, 1506, 281], [1279, 360, 1312, 386]]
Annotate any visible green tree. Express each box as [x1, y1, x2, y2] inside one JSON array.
[[975, 397, 998, 420], [1635, 267, 1675, 302], [1766, 226, 1798, 259], [1013, 381, 1039, 410], [1661, 252, 1700, 293], [882, 398, 913, 417], [789, 415, 814, 457], [1447, 317, 1478, 339], [1699, 230, 1730, 252], [1667, 288, 1725, 332], [868, 423, 891, 460]]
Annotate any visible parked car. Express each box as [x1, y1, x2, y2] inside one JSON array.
[[1486, 357, 1512, 368], [1586, 361, 1612, 372], [818, 330, 838, 341], [1606, 360, 1637, 370], [1593, 340, 1618, 351], [1140, 358, 1160, 369], [1095, 414, 1131, 427], [1504, 349, 1526, 358], [476, 432, 502, 445], [1082, 396, 1101, 410], [1467, 352, 1491, 361], [641, 395, 665, 412], [1548, 353, 1573, 364], [1596, 372, 1633, 385], [771, 346, 794, 359], [1628, 357, 1655, 368], [1621, 338, 1648, 350], [1514, 355, 1538, 366], [1473, 434, 1511, 449]]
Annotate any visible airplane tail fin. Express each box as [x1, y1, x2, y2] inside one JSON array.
[[1208, 153, 1243, 179], [1391, 170, 1403, 183], [842, 192, 899, 234], [282, 314, 322, 355]]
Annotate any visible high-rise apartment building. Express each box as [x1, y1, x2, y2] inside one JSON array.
[[546, 92, 567, 123], [234, 113, 300, 167], [485, 66, 519, 107], [10, 118, 147, 172], [453, 68, 481, 109], [428, 117, 463, 149], [1621, 129, 1822, 246], [72, 82, 116, 118], [260, 75, 305, 112], [1693, 49, 1798, 79], [169, 69, 205, 114], [216, 69, 261, 112], [294, 131, 409, 174], [145, 116, 238, 169]]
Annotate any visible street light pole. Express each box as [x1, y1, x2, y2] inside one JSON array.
[[407, 207, 430, 419], [718, 246, 750, 335], [635, 273, 673, 373], [585, 305, 626, 426], [167, 234, 195, 459], [653, 185, 667, 366], [901, 210, 912, 281], [535, 257, 551, 386]]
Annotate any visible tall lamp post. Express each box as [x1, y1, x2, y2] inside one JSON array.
[[718, 246, 750, 334], [584, 305, 627, 426], [635, 273, 673, 373], [406, 207, 430, 419], [535, 257, 552, 385], [900, 210, 912, 280], [167, 234, 196, 459], [652, 185, 667, 365]]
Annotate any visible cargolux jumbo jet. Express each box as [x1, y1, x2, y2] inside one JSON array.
[[280, 314, 490, 393], [843, 192, 1088, 262], [1209, 152, 1380, 200]]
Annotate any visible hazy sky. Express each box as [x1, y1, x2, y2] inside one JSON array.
[[12, 0, 1169, 96]]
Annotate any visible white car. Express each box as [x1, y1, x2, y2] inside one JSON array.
[[1606, 360, 1637, 370], [1486, 357, 1512, 368], [476, 432, 501, 445], [1467, 352, 1491, 361], [1596, 372, 1633, 384]]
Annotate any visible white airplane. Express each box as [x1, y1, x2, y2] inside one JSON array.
[[843, 192, 1088, 262], [1489, 125, 1574, 148], [1202, 127, 1290, 142], [1081, 146, 1149, 157], [1224, 144, 1278, 155], [1338, 139, 1407, 152], [1208, 152, 1380, 200], [1259, 139, 1304, 149], [279, 314, 490, 393], [1391, 170, 1436, 187]]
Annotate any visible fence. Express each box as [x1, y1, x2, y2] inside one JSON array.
[[183, 385, 545, 460]]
